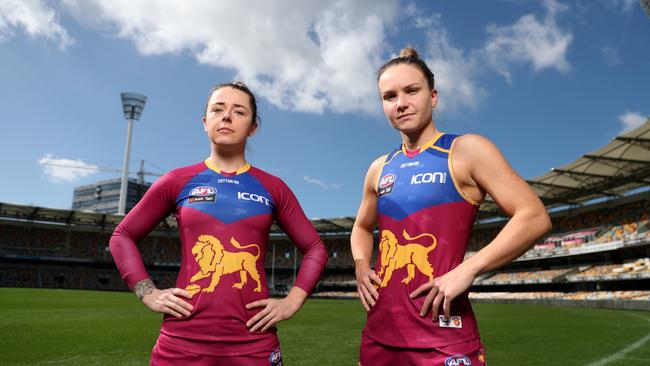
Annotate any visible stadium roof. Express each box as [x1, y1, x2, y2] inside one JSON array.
[[0, 202, 175, 232], [1, 119, 648, 234], [0, 201, 355, 236], [478, 118, 650, 219]]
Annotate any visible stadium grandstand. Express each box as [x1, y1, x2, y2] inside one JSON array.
[[1, 119, 649, 311]]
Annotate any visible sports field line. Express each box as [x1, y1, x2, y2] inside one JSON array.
[[585, 313, 650, 366]]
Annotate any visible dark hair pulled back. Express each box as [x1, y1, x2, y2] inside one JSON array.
[[377, 47, 435, 90]]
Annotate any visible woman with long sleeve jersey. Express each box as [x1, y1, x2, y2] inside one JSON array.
[[110, 82, 328, 366]]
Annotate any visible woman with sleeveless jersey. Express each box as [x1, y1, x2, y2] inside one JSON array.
[[351, 47, 551, 365], [110, 81, 328, 366]]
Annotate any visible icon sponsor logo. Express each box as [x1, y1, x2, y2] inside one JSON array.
[[378, 173, 396, 196], [269, 350, 283, 366], [444, 355, 472, 366], [400, 161, 420, 168], [438, 315, 462, 328], [188, 186, 216, 203], [237, 191, 272, 207], [411, 171, 447, 185]]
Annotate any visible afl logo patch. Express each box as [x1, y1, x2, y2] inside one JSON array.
[[444, 355, 472, 366], [188, 186, 216, 203], [269, 349, 283, 366], [445, 355, 472, 366], [378, 173, 396, 196]]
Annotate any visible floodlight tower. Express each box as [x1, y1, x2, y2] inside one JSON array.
[[118, 92, 147, 215]]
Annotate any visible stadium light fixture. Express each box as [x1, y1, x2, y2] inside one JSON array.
[[118, 92, 147, 215]]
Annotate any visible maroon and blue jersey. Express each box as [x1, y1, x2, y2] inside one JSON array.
[[110, 160, 328, 356], [364, 133, 481, 348]]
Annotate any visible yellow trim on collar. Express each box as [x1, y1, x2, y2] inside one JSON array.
[[204, 159, 251, 175], [236, 163, 252, 175], [401, 131, 445, 156]]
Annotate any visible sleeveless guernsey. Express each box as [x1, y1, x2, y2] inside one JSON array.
[[364, 133, 481, 348]]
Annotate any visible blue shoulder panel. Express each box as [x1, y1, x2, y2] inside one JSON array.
[[377, 139, 465, 221], [434, 133, 459, 150]]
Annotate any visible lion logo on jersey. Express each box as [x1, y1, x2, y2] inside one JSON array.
[[185, 234, 262, 294], [377, 229, 437, 287]]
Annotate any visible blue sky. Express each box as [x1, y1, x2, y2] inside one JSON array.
[[0, 0, 648, 219]]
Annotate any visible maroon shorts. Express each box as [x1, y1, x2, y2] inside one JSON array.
[[359, 333, 486, 366], [150, 338, 283, 366]]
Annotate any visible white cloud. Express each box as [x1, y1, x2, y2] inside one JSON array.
[[38, 154, 99, 183], [404, 2, 436, 29], [608, 0, 638, 13], [35, 0, 573, 117], [618, 111, 648, 134], [600, 45, 622, 66], [61, 0, 398, 115], [0, 0, 72, 49], [482, 0, 572, 83], [399, 5, 487, 114], [403, 2, 573, 114], [419, 14, 487, 114], [303, 176, 340, 190]]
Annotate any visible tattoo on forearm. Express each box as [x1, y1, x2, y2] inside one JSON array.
[[133, 279, 156, 301]]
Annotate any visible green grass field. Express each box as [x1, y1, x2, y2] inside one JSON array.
[[1, 288, 649, 365]]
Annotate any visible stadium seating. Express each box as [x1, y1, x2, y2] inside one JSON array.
[[469, 199, 650, 255], [3, 199, 645, 269], [478, 268, 572, 285], [1, 197, 649, 308], [469, 291, 650, 301], [566, 258, 650, 281]]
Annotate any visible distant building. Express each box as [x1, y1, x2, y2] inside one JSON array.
[[72, 178, 151, 214]]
